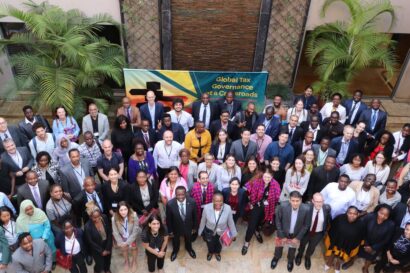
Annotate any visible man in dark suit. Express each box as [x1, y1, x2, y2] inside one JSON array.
[[73, 176, 103, 225], [295, 193, 331, 270], [253, 106, 281, 141], [293, 131, 314, 157], [358, 98, 387, 139], [293, 85, 317, 110], [343, 90, 367, 126], [232, 102, 258, 132], [330, 125, 358, 166], [217, 91, 242, 119], [0, 117, 28, 154], [191, 92, 218, 129], [209, 110, 236, 141], [229, 128, 257, 166], [300, 115, 323, 144], [139, 90, 164, 130], [0, 138, 34, 188], [59, 148, 94, 199], [18, 105, 52, 140], [17, 170, 49, 209], [156, 114, 185, 144], [133, 119, 157, 153], [280, 115, 304, 144], [271, 191, 311, 272], [312, 137, 337, 166], [305, 157, 339, 202], [166, 186, 197, 261]]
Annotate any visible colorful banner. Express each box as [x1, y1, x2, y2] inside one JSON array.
[[123, 69, 268, 112]]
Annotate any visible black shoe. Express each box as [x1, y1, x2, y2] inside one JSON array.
[[188, 250, 196, 259], [207, 253, 212, 261], [241, 245, 249, 256], [215, 254, 221, 261], [52, 262, 57, 270], [271, 258, 279, 269], [342, 260, 354, 270], [305, 256, 311, 270], [170, 252, 177, 261], [287, 261, 294, 272], [86, 255, 93, 266], [255, 232, 263, 243], [295, 254, 302, 266]]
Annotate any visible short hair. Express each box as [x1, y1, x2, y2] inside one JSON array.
[[241, 128, 251, 134], [332, 93, 342, 99], [229, 177, 240, 185], [403, 123, 410, 129], [256, 124, 265, 130], [2, 138, 14, 145], [172, 98, 184, 107], [179, 148, 190, 157], [339, 174, 351, 182], [83, 131, 93, 138], [278, 131, 289, 137], [320, 136, 331, 143], [22, 105, 33, 112], [175, 185, 186, 193], [289, 191, 302, 199], [386, 179, 398, 185], [18, 232, 31, 246], [330, 111, 340, 117], [349, 153, 364, 166], [162, 113, 171, 120], [347, 206, 359, 213], [49, 183, 63, 193], [354, 89, 363, 96], [247, 102, 255, 107], [220, 110, 230, 116], [195, 120, 205, 127], [32, 122, 45, 133], [36, 151, 51, 163], [304, 85, 313, 91], [68, 148, 80, 157], [213, 192, 223, 199], [198, 171, 209, 179]]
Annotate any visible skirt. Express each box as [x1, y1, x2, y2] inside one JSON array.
[[324, 234, 362, 262]]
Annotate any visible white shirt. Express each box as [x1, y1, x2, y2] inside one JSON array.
[[140, 185, 150, 207], [355, 188, 371, 211], [153, 140, 182, 168], [2, 221, 17, 245], [287, 108, 308, 125], [302, 141, 312, 153], [308, 125, 321, 142], [148, 103, 156, 129], [199, 103, 211, 128], [348, 101, 361, 124], [400, 211, 410, 229], [72, 164, 85, 188], [9, 151, 23, 168], [392, 131, 405, 157], [311, 207, 324, 233], [217, 143, 226, 161], [65, 234, 81, 255], [168, 110, 194, 134], [25, 117, 37, 125], [289, 208, 299, 234], [320, 102, 347, 123], [28, 133, 55, 158], [321, 182, 356, 219], [0, 130, 11, 141]]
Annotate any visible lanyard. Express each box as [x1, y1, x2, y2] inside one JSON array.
[[257, 137, 264, 152], [2, 221, 15, 237], [164, 144, 173, 159], [121, 218, 128, 234], [73, 166, 83, 177]]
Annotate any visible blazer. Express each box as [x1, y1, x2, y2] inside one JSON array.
[[209, 120, 236, 140], [358, 108, 387, 137], [82, 113, 110, 142], [112, 212, 140, 246], [217, 99, 242, 118], [305, 165, 340, 200], [229, 139, 257, 163], [133, 128, 157, 150], [17, 179, 50, 209], [140, 102, 164, 129], [312, 144, 337, 159], [330, 136, 359, 164], [275, 201, 311, 240], [253, 114, 281, 141], [166, 197, 197, 235], [1, 146, 34, 186], [55, 228, 87, 256], [59, 158, 94, 199], [349, 181, 380, 213], [280, 125, 304, 144], [0, 126, 28, 153], [343, 99, 368, 125], [12, 239, 52, 273], [300, 122, 325, 144], [117, 105, 141, 127], [210, 142, 231, 162], [73, 188, 103, 225], [305, 203, 331, 234], [18, 115, 52, 140], [84, 214, 113, 254], [191, 101, 218, 124], [156, 123, 185, 144], [127, 182, 159, 215], [198, 203, 238, 237], [293, 140, 306, 157], [222, 187, 248, 217]]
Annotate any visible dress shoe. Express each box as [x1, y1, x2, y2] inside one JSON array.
[[215, 253, 221, 261], [255, 232, 263, 243], [188, 250, 196, 259], [207, 253, 212, 261], [341, 259, 354, 270], [241, 245, 249, 256], [170, 252, 177, 261], [295, 254, 302, 266], [304, 256, 311, 270], [270, 258, 279, 269], [287, 261, 294, 272]]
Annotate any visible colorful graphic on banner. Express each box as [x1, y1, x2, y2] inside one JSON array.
[[123, 69, 268, 112]]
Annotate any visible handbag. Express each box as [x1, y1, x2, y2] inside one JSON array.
[[220, 228, 233, 246], [262, 221, 276, 236], [56, 233, 76, 269], [202, 205, 224, 242]]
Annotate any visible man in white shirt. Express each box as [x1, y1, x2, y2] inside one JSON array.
[[320, 93, 347, 123], [153, 130, 182, 182], [392, 123, 410, 162], [28, 122, 55, 158], [321, 174, 356, 219], [168, 98, 194, 134]]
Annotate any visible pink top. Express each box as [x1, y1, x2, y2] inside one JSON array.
[[159, 177, 188, 200], [179, 163, 189, 183], [250, 133, 273, 163]]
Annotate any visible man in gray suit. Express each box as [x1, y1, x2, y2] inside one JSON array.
[[229, 128, 257, 165], [12, 233, 52, 273], [59, 148, 94, 199], [82, 103, 109, 143], [312, 137, 336, 166], [271, 191, 311, 272], [17, 171, 49, 209], [0, 117, 28, 154]]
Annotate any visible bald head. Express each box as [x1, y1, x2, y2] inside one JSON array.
[[312, 193, 324, 210], [163, 130, 174, 145], [146, 90, 156, 104], [102, 139, 113, 156]]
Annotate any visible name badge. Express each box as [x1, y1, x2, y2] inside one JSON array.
[[148, 147, 153, 152], [232, 210, 236, 215], [263, 200, 269, 206], [112, 203, 118, 208], [93, 132, 99, 137]]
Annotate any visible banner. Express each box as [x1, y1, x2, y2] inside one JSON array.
[[123, 69, 268, 112]]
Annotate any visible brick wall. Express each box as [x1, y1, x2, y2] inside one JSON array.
[[171, 0, 261, 71]]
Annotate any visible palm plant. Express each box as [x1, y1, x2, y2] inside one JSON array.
[[0, 1, 125, 117], [306, 0, 397, 100]]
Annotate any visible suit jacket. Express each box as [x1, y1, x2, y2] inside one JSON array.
[[305, 203, 331, 235], [305, 165, 340, 200], [358, 108, 387, 137], [55, 228, 87, 256], [127, 182, 159, 215], [18, 115, 51, 140], [280, 125, 304, 144], [210, 142, 232, 162], [312, 144, 337, 159], [166, 197, 197, 235], [300, 122, 325, 144], [84, 214, 113, 254], [156, 123, 185, 144], [82, 113, 110, 141], [222, 187, 248, 217], [330, 136, 359, 164], [217, 99, 242, 118], [1, 146, 34, 186], [198, 203, 238, 237], [73, 188, 103, 225], [140, 102, 164, 129], [209, 120, 236, 140], [0, 126, 28, 154], [17, 179, 50, 209], [133, 128, 157, 150], [253, 114, 281, 141], [343, 99, 368, 125], [12, 239, 52, 273], [59, 158, 94, 198], [229, 139, 257, 163], [191, 101, 218, 125], [275, 201, 311, 240]]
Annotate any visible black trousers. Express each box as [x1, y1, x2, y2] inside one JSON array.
[[206, 234, 222, 254], [245, 205, 264, 242], [172, 232, 193, 253], [91, 251, 111, 273], [146, 251, 165, 272], [70, 252, 87, 273], [274, 234, 296, 262], [157, 166, 170, 185], [298, 232, 324, 258]]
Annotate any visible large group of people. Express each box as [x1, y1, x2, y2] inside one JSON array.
[[0, 87, 409, 273]]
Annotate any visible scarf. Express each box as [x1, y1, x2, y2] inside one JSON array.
[[394, 235, 410, 254], [53, 134, 75, 165], [16, 200, 49, 233]]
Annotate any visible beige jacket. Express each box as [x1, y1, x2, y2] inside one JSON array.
[[349, 180, 380, 213]]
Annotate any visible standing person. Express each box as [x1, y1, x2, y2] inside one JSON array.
[[303, 149, 316, 173], [349, 174, 380, 215], [265, 95, 287, 122], [312, 137, 336, 166], [0, 157, 13, 200], [229, 128, 257, 167], [28, 123, 55, 159], [17, 171, 49, 210], [55, 220, 88, 273], [116, 96, 141, 129], [353, 121, 368, 153], [73, 177, 104, 226], [339, 153, 366, 181], [210, 129, 231, 164], [78, 131, 102, 174], [364, 151, 390, 188], [166, 186, 197, 261], [159, 167, 188, 206], [127, 140, 156, 185], [379, 179, 402, 209], [287, 100, 308, 125], [112, 202, 140, 272], [168, 98, 194, 134], [343, 90, 367, 126], [209, 110, 236, 141], [233, 102, 258, 132], [82, 103, 109, 144], [197, 154, 221, 186], [215, 154, 242, 191], [152, 131, 182, 182], [269, 157, 286, 188], [191, 92, 218, 129], [358, 98, 387, 139], [250, 124, 273, 164], [293, 131, 314, 157], [139, 90, 164, 130], [18, 105, 51, 140], [305, 156, 339, 201], [280, 115, 304, 144], [101, 168, 127, 217], [97, 139, 124, 183], [330, 125, 358, 166], [324, 206, 365, 273], [271, 191, 311, 272], [391, 123, 410, 177], [52, 134, 80, 166], [217, 91, 242, 119], [199, 192, 237, 262], [280, 156, 311, 201], [253, 106, 281, 141], [190, 171, 215, 225], [45, 184, 73, 235], [222, 177, 247, 223], [295, 193, 331, 270], [242, 170, 281, 255], [0, 207, 18, 252], [32, 151, 60, 186], [127, 170, 159, 216], [364, 130, 395, 164], [240, 157, 260, 187], [175, 149, 198, 190], [321, 111, 345, 139], [52, 106, 80, 142], [293, 85, 317, 110], [12, 233, 52, 273], [264, 132, 295, 170], [133, 119, 157, 153], [321, 174, 356, 219], [306, 104, 322, 124], [0, 217, 11, 273], [184, 121, 212, 163], [111, 115, 134, 164], [300, 115, 323, 144], [320, 93, 347, 123], [156, 114, 185, 144], [0, 117, 28, 154]]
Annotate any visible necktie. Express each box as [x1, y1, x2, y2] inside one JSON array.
[[349, 102, 357, 124], [202, 187, 206, 204], [289, 128, 294, 139], [179, 203, 185, 221], [371, 110, 377, 130], [143, 133, 150, 148], [126, 108, 131, 120], [93, 193, 102, 211], [202, 105, 207, 124], [310, 209, 319, 235], [33, 186, 42, 209], [4, 133, 9, 139]]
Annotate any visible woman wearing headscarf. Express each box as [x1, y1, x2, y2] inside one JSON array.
[[52, 134, 79, 166]]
